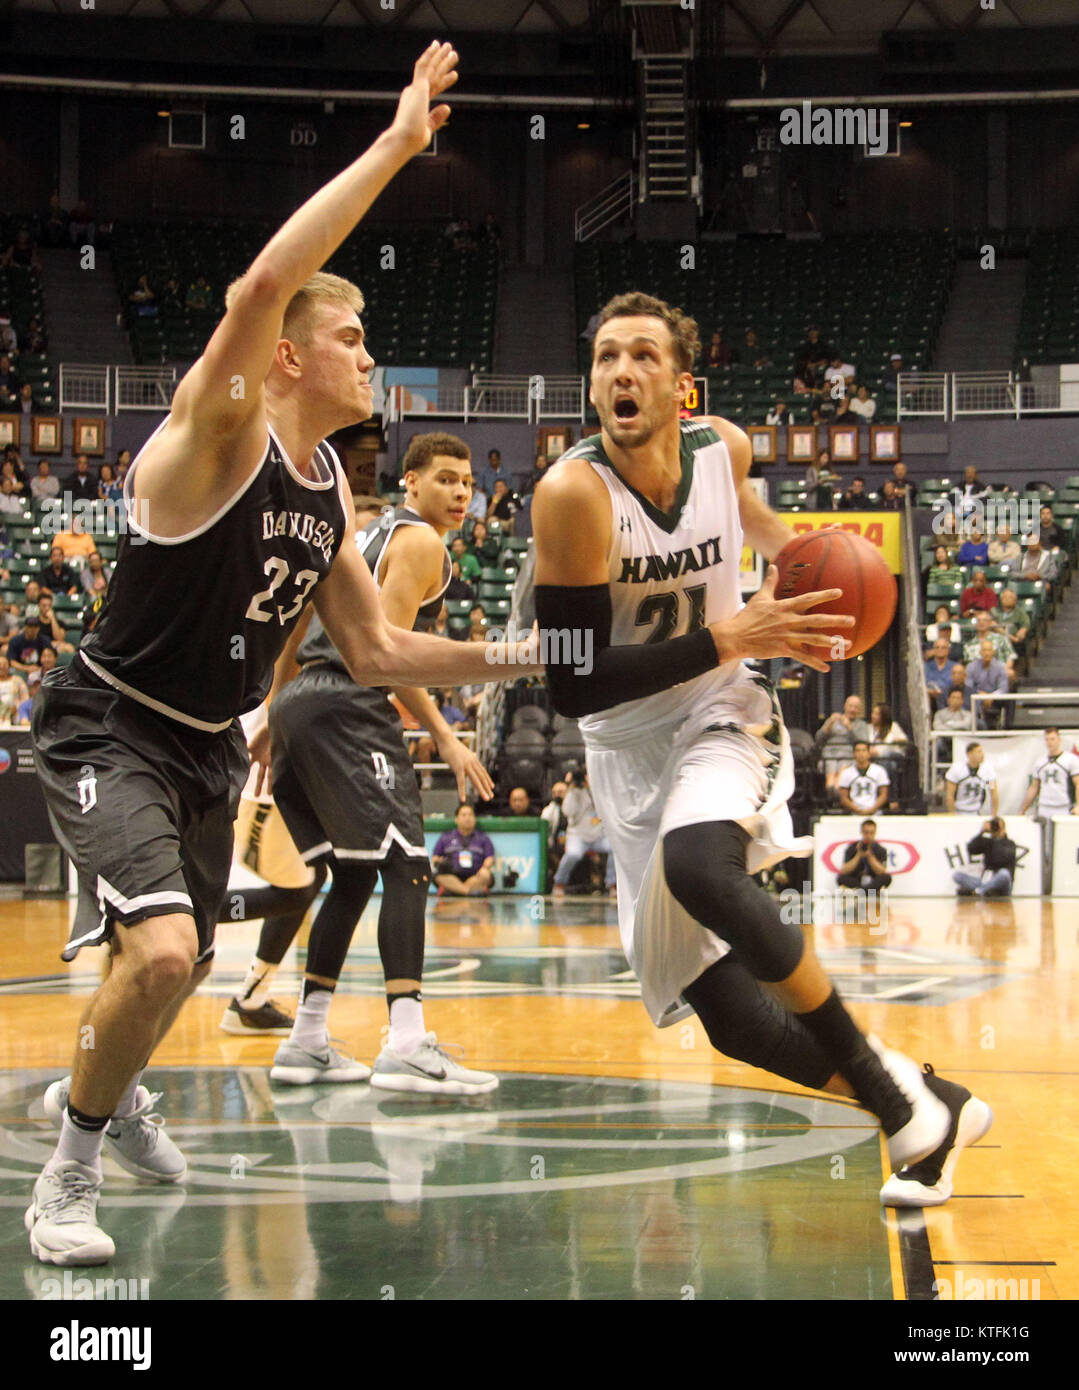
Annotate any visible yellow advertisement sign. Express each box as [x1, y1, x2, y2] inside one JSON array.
[[781, 513, 903, 574]]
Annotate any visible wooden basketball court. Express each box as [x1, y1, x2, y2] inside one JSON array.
[[0, 889, 1072, 1301]]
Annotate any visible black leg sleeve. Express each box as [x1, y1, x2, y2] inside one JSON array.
[[376, 853, 431, 983], [304, 860, 379, 983]]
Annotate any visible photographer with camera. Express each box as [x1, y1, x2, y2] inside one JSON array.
[[952, 817, 1016, 899], [551, 766, 616, 899]]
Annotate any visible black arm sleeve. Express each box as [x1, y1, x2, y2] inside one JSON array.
[[534, 583, 720, 719]]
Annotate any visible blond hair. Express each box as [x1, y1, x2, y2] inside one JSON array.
[[225, 270, 365, 345]]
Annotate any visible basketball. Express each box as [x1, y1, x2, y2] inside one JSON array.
[[774, 530, 897, 658]]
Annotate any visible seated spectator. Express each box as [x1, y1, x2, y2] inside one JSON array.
[[35, 592, 72, 655], [926, 546, 963, 593], [80, 550, 112, 594], [953, 818, 1015, 898], [478, 211, 501, 243], [793, 367, 823, 397], [741, 328, 771, 368], [870, 702, 908, 752], [82, 583, 107, 637], [849, 385, 878, 422], [1038, 504, 1063, 550], [43, 545, 79, 597], [878, 479, 901, 511], [478, 448, 505, 498], [128, 274, 157, 312], [815, 694, 872, 791], [506, 786, 535, 817], [7, 606, 53, 674], [836, 742, 890, 814], [960, 569, 997, 616], [891, 461, 916, 502], [0, 458, 25, 498], [0, 317, 14, 355], [30, 460, 60, 502], [468, 520, 499, 566], [882, 353, 903, 393], [0, 653, 29, 724], [465, 483, 487, 522], [541, 780, 568, 886], [435, 688, 467, 728], [450, 535, 481, 583], [1, 228, 43, 273], [705, 331, 732, 369], [0, 477, 22, 515], [1019, 534, 1058, 585], [966, 639, 1009, 729], [808, 451, 839, 509], [430, 604, 451, 641], [486, 477, 519, 534], [42, 193, 69, 248], [795, 326, 831, 377], [987, 524, 1021, 566], [823, 354, 855, 391], [924, 637, 956, 709], [836, 476, 870, 511], [957, 529, 989, 567], [925, 606, 961, 656], [160, 276, 184, 315], [520, 451, 549, 495], [68, 454, 97, 505], [115, 449, 132, 487], [468, 603, 488, 640], [445, 559, 474, 603], [17, 383, 34, 414], [934, 687, 975, 733], [765, 400, 793, 426], [54, 515, 97, 560], [0, 353, 20, 409], [836, 818, 892, 893], [432, 802, 495, 896], [552, 769, 615, 897], [946, 661, 970, 710], [964, 611, 1015, 671], [185, 274, 214, 313], [68, 200, 96, 247], [992, 588, 1028, 656], [24, 315, 46, 354], [831, 394, 858, 427]]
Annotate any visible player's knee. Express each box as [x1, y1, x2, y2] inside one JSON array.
[[114, 915, 198, 1000], [663, 821, 749, 921]]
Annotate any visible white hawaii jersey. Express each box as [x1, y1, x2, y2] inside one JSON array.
[[945, 760, 997, 814], [566, 420, 761, 745], [837, 761, 890, 811], [1031, 751, 1079, 812]]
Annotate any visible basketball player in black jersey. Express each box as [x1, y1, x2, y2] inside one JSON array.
[[25, 43, 538, 1267], [532, 291, 992, 1211], [264, 430, 498, 1092]]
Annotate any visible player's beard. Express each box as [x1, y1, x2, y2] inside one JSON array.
[[597, 399, 661, 450]]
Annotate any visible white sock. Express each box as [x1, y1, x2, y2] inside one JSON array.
[[112, 1070, 144, 1119], [388, 996, 426, 1056], [51, 1110, 106, 1175], [289, 986, 333, 1052], [238, 957, 278, 1011]]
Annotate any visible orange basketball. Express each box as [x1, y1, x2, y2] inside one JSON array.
[[773, 530, 897, 659]]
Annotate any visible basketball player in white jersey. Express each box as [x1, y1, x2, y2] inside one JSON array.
[[945, 742, 998, 818], [532, 292, 991, 1208]]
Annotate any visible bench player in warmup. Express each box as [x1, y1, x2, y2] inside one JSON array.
[[531, 291, 992, 1211], [26, 43, 536, 1267]]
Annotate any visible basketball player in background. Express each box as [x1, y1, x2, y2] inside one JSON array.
[[532, 291, 991, 1210], [26, 43, 537, 1267], [264, 430, 498, 1093]]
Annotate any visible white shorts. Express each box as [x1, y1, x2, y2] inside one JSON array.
[[586, 691, 812, 1028]]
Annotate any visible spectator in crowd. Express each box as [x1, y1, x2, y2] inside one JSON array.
[[924, 637, 956, 710], [934, 686, 975, 734], [831, 393, 858, 427], [741, 329, 770, 368], [1, 228, 43, 273], [705, 331, 732, 369], [468, 519, 499, 566], [958, 465, 989, 519], [882, 352, 903, 394], [0, 653, 29, 724], [42, 193, 69, 247], [878, 479, 901, 511], [80, 550, 112, 594], [580, 309, 601, 345], [35, 591, 72, 655], [30, 460, 59, 502], [960, 568, 997, 616], [0, 476, 22, 515], [1019, 534, 1058, 585], [68, 200, 96, 246], [97, 462, 122, 504], [837, 742, 890, 814], [953, 818, 1016, 898], [809, 451, 839, 509], [925, 610, 961, 660], [185, 273, 214, 313], [946, 661, 971, 710], [432, 802, 496, 896], [521, 451, 549, 495], [823, 353, 856, 392], [16, 383, 33, 414], [837, 476, 870, 511], [836, 818, 892, 893], [429, 604, 452, 642], [870, 702, 908, 752], [506, 786, 535, 817], [81, 582, 107, 637], [815, 694, 872, 791], [552, 768, 616, 898], [793, 366, 823, 397], [450, 535, 481, 583], [478, 448, 504, 498], [160, 276, 184, 315], [0, 316, 15, 354], [849, 385, 878, 422], [128, 275, 157, 311], [927, 544, 963, 589], [987, 523, 1021, 566], [468, 603, 488, 641], [890, 461, 916, 502], [24, 315, 46, 354], [765, 399, 793, 426], [1038, 503, 1063, 550], [465, 482, 487, 522], [992, 588, 1028, 658], [945, 742, 998, 817], [42, 545, 79, 597], [435, 687, 467, 728], [964, 611, 1015, 671], [957, 528, 989, 567], [6, 605, 53, 674], [966, 638, 1009, 729], [0, 354, 21, 409], [478, 212, 501, 244], [54, 514, 97, 560], [1, 458, 25, 498], [445, 559, 474, 603], [68, 454, 97, 505], [6, 447, 28, 487], [795, 325, 831, 378], [486, 477, 519, 533], [541, 780, 567, 886], [115, 449, 132, 486]]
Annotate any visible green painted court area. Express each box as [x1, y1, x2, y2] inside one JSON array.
[[0, 1069, 892, 1301]]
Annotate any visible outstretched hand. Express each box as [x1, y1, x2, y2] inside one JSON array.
[[711, 565, 854, 674], [390, 41, 459, 155]]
